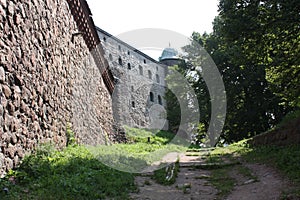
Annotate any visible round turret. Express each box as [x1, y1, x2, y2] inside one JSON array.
[[159, 48, 182, 66]]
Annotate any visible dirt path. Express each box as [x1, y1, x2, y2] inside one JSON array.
[[226, 163, 290, 200], [130, 154, 291, 200]]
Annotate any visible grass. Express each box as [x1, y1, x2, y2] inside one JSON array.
[[1, 124, 299, 199], [88, 128, 187, 173], [0, 128, 186, 199], [152, 160, 180, 185], [0, 145, 136, 200], [208, 167, 235, 198]]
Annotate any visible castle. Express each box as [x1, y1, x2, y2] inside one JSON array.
[[96, 28, 181, 130], [0, 0, 180, 176]]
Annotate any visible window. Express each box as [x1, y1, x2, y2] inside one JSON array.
[[148, 70, 152, 79], [127, 51, 130, 55], [139, 65, 143, 75], [118, 57, 123, 65], [127, 63, 131, 70], [131, 101, 135, 108], [143, 59, 146, 64], [158, 95, 162, 105], [150, 92, 154, 102], [109, 54, 113, 61], [118, 45, 121, 51], [103, 37, 106, 42], [156, 74, 160, 83]]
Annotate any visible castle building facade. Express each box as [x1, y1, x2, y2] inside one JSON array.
[[96, 28, 170, 130]]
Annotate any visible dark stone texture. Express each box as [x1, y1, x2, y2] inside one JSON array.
[[0, 0, 116, 177]]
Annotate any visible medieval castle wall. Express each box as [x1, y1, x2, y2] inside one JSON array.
[[0, 0, 115, 176], [97, 28, 168, 130]]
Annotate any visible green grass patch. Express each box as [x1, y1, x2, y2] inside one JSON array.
[[0, 145, 136, 200], [236, 165, 258, 181], [208, 167, 235, 198], [242, 145, 300, 184], [0, 128, 188, 199], [89, 128, 187, 172], [152, 160, 180, 185]]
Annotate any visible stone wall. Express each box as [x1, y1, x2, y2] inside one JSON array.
[[97, 28, 168, 130], [0, 0, 115, 176]]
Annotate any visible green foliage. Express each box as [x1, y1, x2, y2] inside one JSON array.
[[242, 145, 300, 183], [208, 167, 235, 198], [277, 109, 300, 128], [0, 145, 136, 200], [152, 160, 180, 185], [125, 127, 175, 145], [89, 128, 186, 173], [164, 64, 192, 133], [182, 0, 300, 143], [66, 124, 76, 146]]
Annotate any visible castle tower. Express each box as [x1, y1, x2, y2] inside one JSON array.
[[159, 47, 182, 66]]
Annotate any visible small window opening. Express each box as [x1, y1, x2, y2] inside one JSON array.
[[127, 63, 131, 69], [144, 59, 146, 64], [127, 51, 130, 55], [103, 37, 106, 42], [109, 54, 113, 61], [139, 65, 143, 75], [118, 57, 123, 65], [156, 74, 160, 83], [148, 70, 152, 79], [158, 95, 162, 105], [150, 92, 154, 102], [118, 45, 121, 51], [132, 101, 135, 108]]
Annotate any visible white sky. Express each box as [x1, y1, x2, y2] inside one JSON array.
[[86, 0, 220, 59]]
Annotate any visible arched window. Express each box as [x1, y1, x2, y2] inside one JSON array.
[[131, 101, 135, 108], [150, 92, 154, 102], [148, 70, 152, 79], [156, 74, 160, 83], [139, 65, 143, 75], [158, 95, 162, 105], [109, 54, 113, 61], [118, 57, 123, 65], [127, 51, 130, 55], [127, 63, 131, 70], [144, 59, 146, 64], [103, 37, 106, 42]]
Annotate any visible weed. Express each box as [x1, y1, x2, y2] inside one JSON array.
[[236, 165, 257, 181], [208, 167, 235, 198], [0, 146, 136, 200], [152, 160, 180, 185], [144, 180, 151, 185]]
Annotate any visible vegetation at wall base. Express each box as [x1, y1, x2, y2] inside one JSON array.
[[0, 145, 137, 200], [0, 128, 184, 199]]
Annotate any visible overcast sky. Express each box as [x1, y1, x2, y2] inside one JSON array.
[[86, 0, 219, 59]]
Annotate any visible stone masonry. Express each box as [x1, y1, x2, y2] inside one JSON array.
[[0, 0, 115, 176], [97, 28, 169, 130]]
